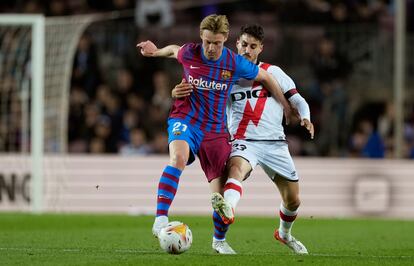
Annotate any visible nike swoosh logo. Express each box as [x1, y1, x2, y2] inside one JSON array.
[[190, 65, 200, 69]]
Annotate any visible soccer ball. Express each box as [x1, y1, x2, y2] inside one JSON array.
[[158, 221, 192, 254]]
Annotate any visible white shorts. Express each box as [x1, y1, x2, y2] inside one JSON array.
[[230, 139, 299, 181]]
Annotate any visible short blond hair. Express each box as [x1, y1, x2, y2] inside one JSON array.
[[199, 14, 229, 35]]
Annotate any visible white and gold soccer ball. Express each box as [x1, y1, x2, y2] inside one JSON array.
[[158, 221, 192, 254]]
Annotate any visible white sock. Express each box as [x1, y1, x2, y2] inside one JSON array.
[[223, 178, 243, 209], [278, 203, 298, 241], [213, 237, 225, 242], [154, 215, 168, 226]]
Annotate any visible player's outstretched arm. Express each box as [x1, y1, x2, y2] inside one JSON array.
[[136, 40, 180, 59], [255, 68, 292, 124], [171, 79, 193, 99]]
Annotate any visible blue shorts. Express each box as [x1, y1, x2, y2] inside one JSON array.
[[167, 118, 204, 164], [167, 118, 231, 181]]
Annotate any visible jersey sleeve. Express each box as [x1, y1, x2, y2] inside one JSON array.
[[267, 65, 296, 94], [177, 44, 188, 64], [234, 54, 259, 80]]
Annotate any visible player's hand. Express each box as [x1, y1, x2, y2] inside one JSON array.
[[136, 40, 158, 56], [301, 118, 314, 139], [172, 79, 193, 99]]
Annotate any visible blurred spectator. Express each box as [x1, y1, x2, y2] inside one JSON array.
[[311, 36, 351, 84], [2, 0, 413, 158], [68, 86, 88, 145], [151, 70, 172, 113], [47, 0, 68, 16], [22, 0, 44, 14], [93, 115, 118, 152], [120, 109, 141, 142], [66, 0, 90, 14], [111, 0, 134, 10], [114, 68, 136, 107], [119, 128, 151, 155], [89, 137, 106, 153], [378, 101, 394, 154], [150, 132, 168, 154], [349, 119, 385, 158], [353, 0, 388, 23], [309, 36, 350, 155], [72, 33, 101, 98]]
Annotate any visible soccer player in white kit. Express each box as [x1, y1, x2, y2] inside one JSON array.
[[172, 24, 314, 254]]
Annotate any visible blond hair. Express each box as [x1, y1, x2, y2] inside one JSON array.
[[199, 14, 229, 35]]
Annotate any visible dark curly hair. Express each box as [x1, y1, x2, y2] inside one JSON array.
[[239, 24, 264, 43]]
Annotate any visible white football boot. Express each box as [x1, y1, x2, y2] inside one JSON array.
[[211, 192, 234, 224], [212, 239, 236, 254], [274, 229, 308, 255], [152, 216, 168, 238]]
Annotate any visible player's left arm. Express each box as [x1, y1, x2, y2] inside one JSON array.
[[255, 68, 292, 124], [269, 66, 314, 139], [289, 93, 314, 139]]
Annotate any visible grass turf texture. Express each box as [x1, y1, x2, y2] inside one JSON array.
[[0, 213, 413, 265]]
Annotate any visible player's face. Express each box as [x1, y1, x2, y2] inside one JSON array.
[[236, 34, 263, 63], [200, 30, 228, 61]]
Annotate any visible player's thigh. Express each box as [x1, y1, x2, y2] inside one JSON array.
[[167, 118, 202, 165], [198, 133, 231, 182], [229, 140, 259, 169], [259, 142, 299, 182], [228, 140, 258, 181]]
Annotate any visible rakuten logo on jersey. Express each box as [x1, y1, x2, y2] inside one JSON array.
[[188, 75, 228, 91], [231, 89, 271, 102]]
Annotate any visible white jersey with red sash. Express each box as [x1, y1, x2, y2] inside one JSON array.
[[227, 62, 298, 141]]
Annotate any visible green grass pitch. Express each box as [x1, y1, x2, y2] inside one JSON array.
[[0, 213, 413, 265]]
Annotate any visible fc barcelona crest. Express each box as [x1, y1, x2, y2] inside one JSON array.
[[221, 70, 232, 80]]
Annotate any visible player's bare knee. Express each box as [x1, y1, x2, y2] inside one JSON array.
[[285, 198, 301, 211], [170, 153, 187, 170]]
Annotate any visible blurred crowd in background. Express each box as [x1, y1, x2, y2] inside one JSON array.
[[1, 0, 414, 158]]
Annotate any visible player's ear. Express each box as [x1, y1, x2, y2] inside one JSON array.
[[259, 43, 264, 53], [223, 33, 229, 42]]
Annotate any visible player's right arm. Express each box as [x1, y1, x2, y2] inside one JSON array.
[[136, 40, 180, 59]]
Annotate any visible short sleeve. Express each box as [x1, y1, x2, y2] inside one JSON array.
[[234, 54, 259, 80], [177, 44, 188, 64], [268, 66, 296, 94]]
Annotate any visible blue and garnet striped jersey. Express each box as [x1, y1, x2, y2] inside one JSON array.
[[169, 43, 259, 133]]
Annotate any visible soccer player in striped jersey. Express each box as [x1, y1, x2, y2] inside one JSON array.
[[137, 15, 292, 254], [172, 24, 314, 254]]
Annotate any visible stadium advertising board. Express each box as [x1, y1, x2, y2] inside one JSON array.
[[0, 155, 413, 218]]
